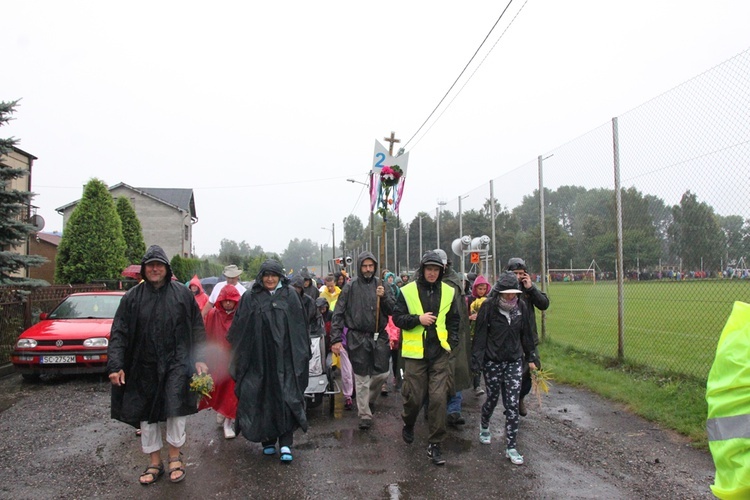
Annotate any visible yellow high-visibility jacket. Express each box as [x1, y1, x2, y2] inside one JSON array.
[[400, 281, 454, 359], [706, 301, 750, 499]]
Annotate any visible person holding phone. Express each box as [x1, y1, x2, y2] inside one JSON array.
[[506, 258, 550, 416]]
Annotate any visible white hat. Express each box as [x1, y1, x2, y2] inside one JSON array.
[[223, 264, 243, 278]]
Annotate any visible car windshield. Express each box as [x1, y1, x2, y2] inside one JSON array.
[[48, 295, 123, 319]]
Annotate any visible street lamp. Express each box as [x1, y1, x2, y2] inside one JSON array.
[[346, 177, 374, 252], [321, 224, 335, 270], [418, 215, 424, 260], [405, 223, 410, 271], [437, 200, 447, 249], [458, 194, 469, 284]]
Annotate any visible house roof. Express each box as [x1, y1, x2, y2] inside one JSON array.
[[55, 182, 197, 220], [10, 146, 38, 161], [35, 232, 62, 246]]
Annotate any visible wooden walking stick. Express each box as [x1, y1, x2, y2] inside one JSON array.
[[375, 215, 386, 335]]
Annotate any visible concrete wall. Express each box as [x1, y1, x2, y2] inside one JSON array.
[[61, 187, 192, 262]]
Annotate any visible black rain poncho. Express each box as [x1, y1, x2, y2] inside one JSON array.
[[330, 251, 394, 375], [227, 260, 310, 442], [108, 245, 207, 427]]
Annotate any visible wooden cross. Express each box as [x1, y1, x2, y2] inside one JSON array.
[[384, 131, 400, 156]]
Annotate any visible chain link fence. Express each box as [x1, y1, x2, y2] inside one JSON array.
[[361, 47, 750, 382]]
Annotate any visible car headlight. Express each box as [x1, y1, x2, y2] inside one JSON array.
[[83, 338, 109, 347], [16, 339, 38, 348]]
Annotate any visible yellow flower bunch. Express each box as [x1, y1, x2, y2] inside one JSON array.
[[189, 373, 214, 399], [530, 368, 553, 407]]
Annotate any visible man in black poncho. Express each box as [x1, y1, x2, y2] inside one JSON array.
[[330, 250, 394, 430], [227, 260, 310, 463], [108, 245, 208, 485]]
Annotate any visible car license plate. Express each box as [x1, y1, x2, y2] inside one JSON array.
[[41, 355, 76, 364]]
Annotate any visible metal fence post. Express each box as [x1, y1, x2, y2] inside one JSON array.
[[613, 117, 625, 361], [538, 156, 547, 341]]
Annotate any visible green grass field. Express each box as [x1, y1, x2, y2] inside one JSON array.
[[542, 279, 750, 379]]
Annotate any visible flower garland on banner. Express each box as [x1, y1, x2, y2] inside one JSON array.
[[375, 165, 403, 221]]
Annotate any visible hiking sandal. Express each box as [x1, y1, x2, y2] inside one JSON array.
[[168, 453, 186, 483], [139, 463, 164, 486]]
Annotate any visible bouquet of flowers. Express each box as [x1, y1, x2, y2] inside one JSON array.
[[190, 372, 214, 400], [376, 165, 403, 218], [380, 165, 403, 187], [530, 368, 553, 407]]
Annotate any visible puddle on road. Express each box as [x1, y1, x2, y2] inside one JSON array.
[[546, 402, 595, 430]]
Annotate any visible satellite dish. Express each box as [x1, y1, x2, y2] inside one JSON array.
[[451, 236, 471, 256], [29, 214, 45, 232]]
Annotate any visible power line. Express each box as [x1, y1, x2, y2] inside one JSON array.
[[402, 0, 517, 150], [409, 0, 530, 151]]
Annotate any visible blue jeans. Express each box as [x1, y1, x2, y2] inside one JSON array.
[[447, 391, 463, 414]]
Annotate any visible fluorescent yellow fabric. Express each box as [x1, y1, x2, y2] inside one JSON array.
[[400, 282, 454, 359], [706, 301, 750, 499]]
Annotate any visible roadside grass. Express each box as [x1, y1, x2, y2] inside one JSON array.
[[539, 341, 709, 449]]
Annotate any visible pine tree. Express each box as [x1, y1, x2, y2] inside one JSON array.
[[115, 196, 146, 265], [55, 179, 127, 284], [0, 100, 46, 285]]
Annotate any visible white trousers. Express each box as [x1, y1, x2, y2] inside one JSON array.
[[140, 417, 187, 454]]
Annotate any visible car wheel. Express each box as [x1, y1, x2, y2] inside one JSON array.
[[21, 373, 41, 382]]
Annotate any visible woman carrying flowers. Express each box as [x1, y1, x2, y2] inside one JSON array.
[[471, 272, 537, 465], [199, 285, 241, 439]]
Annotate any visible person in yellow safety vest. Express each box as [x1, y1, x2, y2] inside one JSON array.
[[706, 301, 750, 499], [393, 251, 461, 466]]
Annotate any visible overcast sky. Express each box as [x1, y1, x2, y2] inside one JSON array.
[[4, 1, 749, 256]]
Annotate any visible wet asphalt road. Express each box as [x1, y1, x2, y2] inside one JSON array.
[[0, 372, 715, 499]]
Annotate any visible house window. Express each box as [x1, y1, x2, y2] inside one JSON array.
[[184, 224, 189, 241]]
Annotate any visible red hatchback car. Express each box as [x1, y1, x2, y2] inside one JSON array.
[[11, 291, 125, 380]]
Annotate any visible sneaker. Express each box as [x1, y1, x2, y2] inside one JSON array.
[[447, 412, 465, 427], [427, 443, 446, 465], [223, 418, 236, 439], [474, 386, 485, 397], [519, 398, 527, 417], [344, 397, 353, 411], [506, 448, 524, 465], [479, 424, 491, 444], [215, 412, 225, 425], [402, 425, 414, 444], [358, 418, 372, 430]]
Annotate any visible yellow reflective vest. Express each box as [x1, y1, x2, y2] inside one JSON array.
[[706, 301, 750, 499], [400, 281, 454, 359]]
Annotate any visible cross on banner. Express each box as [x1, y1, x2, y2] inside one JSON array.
[[370, 139, 409, 214], [384, 131, 400, 156]]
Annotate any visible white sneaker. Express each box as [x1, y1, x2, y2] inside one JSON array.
[[223, 419, 236, 439], [479, 424, 491, 444], [215, 412, 225, 425], [506, 448, 524, 465]]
